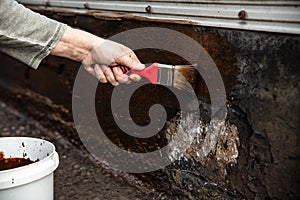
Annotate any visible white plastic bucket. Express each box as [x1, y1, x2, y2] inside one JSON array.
[[0, 137, 59, 200]]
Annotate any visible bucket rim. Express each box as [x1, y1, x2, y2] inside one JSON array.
[[0, 137, 59, 189]]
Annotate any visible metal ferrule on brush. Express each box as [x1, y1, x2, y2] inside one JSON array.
[[156, 64, 174, 86]]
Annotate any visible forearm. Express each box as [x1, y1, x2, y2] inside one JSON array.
[[0, 0, 143, 86], [50, 26, 104, 63]]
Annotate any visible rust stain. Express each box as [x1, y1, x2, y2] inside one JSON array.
[[26, 6, 199, 26], [238, 10, 247, 20], [145, 5, 152, 14], [83, 3, 90, 9]]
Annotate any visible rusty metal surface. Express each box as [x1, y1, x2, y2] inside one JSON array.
[[0, 10, 299, 200]]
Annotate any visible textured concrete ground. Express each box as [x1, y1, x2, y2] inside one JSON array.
[[0, 101, 153, 200]]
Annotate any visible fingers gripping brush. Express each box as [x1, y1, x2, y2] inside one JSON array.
[[119, 63, 196, 93]]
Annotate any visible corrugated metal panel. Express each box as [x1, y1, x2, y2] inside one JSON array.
[[17, 0, 300, 34]]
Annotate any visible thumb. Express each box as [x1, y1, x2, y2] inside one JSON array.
[[117, 52, 145, 71]]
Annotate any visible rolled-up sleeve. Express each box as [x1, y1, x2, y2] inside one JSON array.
[[0, 0, 66, 69]]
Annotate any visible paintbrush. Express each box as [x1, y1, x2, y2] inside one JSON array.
[[118, 63, 196, 93]]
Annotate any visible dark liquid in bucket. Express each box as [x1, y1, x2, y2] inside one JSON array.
[[0, 152, 34, 171]]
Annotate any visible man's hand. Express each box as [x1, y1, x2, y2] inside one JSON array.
[[82, 40, 144, 86], [51, 26, 144, 86]]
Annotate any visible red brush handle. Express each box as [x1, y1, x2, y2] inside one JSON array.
[[118, 63, 159, 85]]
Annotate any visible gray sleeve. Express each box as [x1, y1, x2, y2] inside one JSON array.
[[0, 0, 67, 69]]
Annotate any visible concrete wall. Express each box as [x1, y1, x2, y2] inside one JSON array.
[[0, 11, 299, 199]]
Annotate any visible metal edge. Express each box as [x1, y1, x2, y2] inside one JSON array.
[[17, 0, 300, 34]]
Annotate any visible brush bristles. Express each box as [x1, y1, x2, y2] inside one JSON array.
[[173, 66, 196, 93]]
